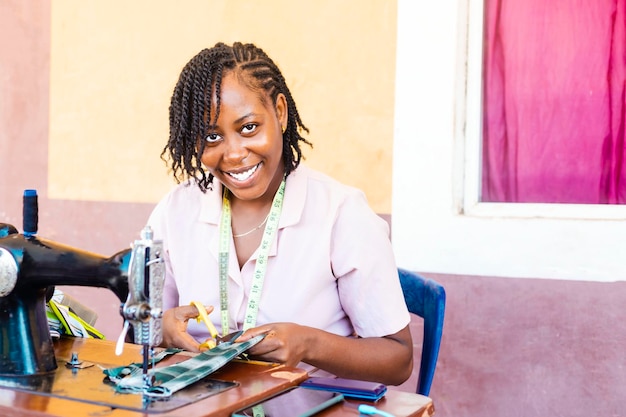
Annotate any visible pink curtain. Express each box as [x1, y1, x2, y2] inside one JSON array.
[[482, 0, 626, 203]]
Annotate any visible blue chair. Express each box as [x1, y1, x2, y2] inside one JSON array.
[[398, 268, 446, 397]]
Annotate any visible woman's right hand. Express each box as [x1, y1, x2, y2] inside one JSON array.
[[161, 304, 213, 352]]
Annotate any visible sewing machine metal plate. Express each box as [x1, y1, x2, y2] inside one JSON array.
[[6, 357, 237, 414], [0, 337, 309, 417]]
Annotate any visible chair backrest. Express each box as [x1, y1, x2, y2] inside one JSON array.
[[398, 268, 446, 396]]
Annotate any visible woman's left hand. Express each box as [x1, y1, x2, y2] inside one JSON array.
[[235, 323, 309, 367], [235, 322, 413, 385]]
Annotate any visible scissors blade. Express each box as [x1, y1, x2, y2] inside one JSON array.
[[217, 330, 244, 345]]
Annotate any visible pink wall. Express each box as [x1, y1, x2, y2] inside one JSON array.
[[396, 273, 626, 416], [2, 3, 625, 416], [0, 1, 152, 342]]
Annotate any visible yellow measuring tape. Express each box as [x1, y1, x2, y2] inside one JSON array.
[[191, 178, 285, 358], [218, 179, 286, 334]]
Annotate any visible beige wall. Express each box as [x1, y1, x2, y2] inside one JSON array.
[[48, 0, 397, 213], [1, 0, 397, 352]]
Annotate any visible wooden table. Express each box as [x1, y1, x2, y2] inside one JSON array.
[[320, 390, 434, 417], [0, 337, 433, 417]]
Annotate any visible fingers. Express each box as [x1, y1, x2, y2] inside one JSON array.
[[161, 305, 215, 352], [166, 330, 205, 353], [246, 333, 279, 356], [190, 301, 219, 339], [236, 324, 303, 366], [237, 327, 265, 342], [182, 304, 215, 320], [235, 326, 272, 342]]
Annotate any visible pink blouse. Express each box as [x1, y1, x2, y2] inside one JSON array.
[[148, 165, 410, 342]]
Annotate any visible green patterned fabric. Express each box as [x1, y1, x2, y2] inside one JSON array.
[[104, 335, 265, 398], [103, 348, 183, 380]]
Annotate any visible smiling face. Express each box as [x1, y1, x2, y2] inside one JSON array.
[[200, 71, 288, 204]]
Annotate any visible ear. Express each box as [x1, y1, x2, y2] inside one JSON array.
[[275, 93, 288, 131]]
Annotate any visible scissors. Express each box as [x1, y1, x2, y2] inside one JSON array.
[[190, 301, 243, 349]]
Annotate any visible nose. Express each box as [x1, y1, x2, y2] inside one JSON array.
[[222, 135, 247, 164]]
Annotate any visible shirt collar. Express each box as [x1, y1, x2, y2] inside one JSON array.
[[198, 165, 308, 229]]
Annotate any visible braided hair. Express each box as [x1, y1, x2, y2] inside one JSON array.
[[162, 42, 311, 192]]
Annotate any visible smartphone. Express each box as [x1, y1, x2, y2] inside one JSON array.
[[299, 377, 387, 401], [231, 386, 344, 417]]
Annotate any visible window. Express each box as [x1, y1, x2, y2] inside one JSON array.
[[463, 0, 626, 219]]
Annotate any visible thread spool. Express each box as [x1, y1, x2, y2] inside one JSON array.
[[23, 189, 38, 237]]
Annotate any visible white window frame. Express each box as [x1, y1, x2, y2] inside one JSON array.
[[461, 0, 626, 221], [392, 0, 626, 282]]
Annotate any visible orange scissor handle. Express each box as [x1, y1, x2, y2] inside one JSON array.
[[190, 301, 218, 350]]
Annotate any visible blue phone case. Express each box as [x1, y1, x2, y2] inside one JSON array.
[[299, 377, 387, 401]]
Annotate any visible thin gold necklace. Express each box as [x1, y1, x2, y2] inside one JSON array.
[[232, 213, 270, 238]]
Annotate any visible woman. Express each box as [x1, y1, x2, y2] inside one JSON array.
[[149, 42, 413, 385]]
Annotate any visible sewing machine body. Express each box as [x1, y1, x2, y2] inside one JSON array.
[[0, 221, 245, 414], [0, 226, 131, 387], [0, 193, 239, 413]]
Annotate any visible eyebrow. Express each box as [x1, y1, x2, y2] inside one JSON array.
[[208, 112, 260, 131], [234, 112, 259, 125]]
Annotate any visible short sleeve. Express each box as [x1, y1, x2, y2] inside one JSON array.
[[330, 190, 410, 338]]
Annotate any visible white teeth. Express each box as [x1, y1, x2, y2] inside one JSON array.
[[228, 164, 258, 181]]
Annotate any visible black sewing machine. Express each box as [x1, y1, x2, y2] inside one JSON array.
[[0, 223, 131, 386], [0, 190, 215, 412], [1, 191, 131, 385]]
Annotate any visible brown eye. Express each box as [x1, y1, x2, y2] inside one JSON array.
[[205, 133, 222, 143], [241, 124, 257, 134]]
